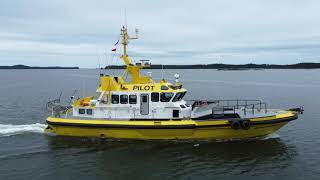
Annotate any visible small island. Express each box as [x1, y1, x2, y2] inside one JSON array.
[[0, 64, 79, 69], [105, 62, 320, 70]]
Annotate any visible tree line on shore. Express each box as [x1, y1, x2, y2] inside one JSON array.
[[105, 62, 320, 70]]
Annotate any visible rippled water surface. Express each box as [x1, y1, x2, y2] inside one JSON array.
[[0, 69, 319, 180]]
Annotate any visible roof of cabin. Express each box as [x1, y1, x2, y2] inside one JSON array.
[[97, 75, 186, 93]]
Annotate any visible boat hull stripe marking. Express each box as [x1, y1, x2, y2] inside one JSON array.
[[46, 114, 298, 129]]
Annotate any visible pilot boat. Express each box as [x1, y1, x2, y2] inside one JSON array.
[[45, 26, 303, 140]]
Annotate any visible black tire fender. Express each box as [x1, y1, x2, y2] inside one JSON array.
[[230, 120, 241, 130], [240, 120, 251, 130]]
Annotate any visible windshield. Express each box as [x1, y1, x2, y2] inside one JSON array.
[[172, 92, 186, 102], [160, 93, 174, 102]]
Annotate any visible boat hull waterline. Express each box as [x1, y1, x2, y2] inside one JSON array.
[[45, 111, 297, 140]]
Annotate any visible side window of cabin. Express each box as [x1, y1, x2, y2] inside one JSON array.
[[142, 96, 148, 103], [151, 92, 159, 102], [86, 109, 93, 115], [172, 92, 186, 102], [111, 94, 119, 104], [180, 105, 186, 108], [79, 109, 85, 114], [129, 95, 137, 104], [173, 110, 179, 118], [101, 95, 108, 104], [161, 86, 169, 90], [120, 95, 128, 104], [160, 93, 174, 102]]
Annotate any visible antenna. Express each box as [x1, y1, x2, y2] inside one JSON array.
[[104, 51, 109, 73], [124, 9, 127, 28], [96, 49, 102, 76], [161, 64, 164, 80], [82, 80, 86, 98], [97, 51, 102, 88], [135, 28, 139, 39]]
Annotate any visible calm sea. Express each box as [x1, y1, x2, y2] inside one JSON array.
[[0, 69, 319, 180]]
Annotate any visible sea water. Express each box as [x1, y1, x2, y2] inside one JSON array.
[[0, 69, 319, 180]]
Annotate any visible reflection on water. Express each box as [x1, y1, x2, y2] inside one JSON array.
[[47, 136, 296, 179]]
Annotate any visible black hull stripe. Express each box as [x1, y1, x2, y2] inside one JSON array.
[[47, 114, 298, 129], [250, 114, 298, 125]]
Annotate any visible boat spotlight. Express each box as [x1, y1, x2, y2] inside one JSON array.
[[174, 73, 180, 86]]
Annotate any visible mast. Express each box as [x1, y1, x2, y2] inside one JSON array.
[[120, 26, 137, 66], [119, 26, 151, 84]]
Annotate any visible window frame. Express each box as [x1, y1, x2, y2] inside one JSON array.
[[120, 94, 128, 104], [101, 95, 108, 104], [79, 109, 85, 114], [86, 109, 93, 115], [129, 94, 137, 104], [172, 92, 186, 102], [151, 92, 159, 102], [180, 104, 186, 108], [111, 94, 119, 104], [173, 110, 180, 118], [142, 95, 148, 103], [160, 92, 174, 102]]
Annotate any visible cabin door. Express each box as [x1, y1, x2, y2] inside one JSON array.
[[140, 94, 149, 115]]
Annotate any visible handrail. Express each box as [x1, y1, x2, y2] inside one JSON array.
[[187, 99, 268, 115]]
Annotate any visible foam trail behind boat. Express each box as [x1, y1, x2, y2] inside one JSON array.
[[0, 123, 46, 137]]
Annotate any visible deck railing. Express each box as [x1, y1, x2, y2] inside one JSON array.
[[188, 99, 268, 115]]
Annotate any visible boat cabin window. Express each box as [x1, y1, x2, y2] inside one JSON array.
[[160, 92, 174, 102], [129, 95, 137, 104], [111, 94, 119, 104], [86, 109, 93, 115], [120, 95, 128, 104], [172, 92, 186, 102], [79, 109, 85, 114], [173, 110, 179, 118], [142, 95, 148, 103], [151, 92, 159, 102], [101, 96, 108, 104], [161, 86, 169, 90]]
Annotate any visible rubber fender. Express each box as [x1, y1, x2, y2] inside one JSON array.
[[230, 120, 241, 130], [240, 120, 251, 130]]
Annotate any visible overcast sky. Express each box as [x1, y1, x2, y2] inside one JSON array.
[[1, 0, 320, 68]]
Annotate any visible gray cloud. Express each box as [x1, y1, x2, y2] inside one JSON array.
[[0, 0, 320, 67]]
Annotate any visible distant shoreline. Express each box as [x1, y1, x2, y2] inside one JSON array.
[[0, 65, 79, 69], [2, 63, 320, 70], [105, 62, 320, 70]]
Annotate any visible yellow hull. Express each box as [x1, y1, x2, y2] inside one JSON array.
[[45, 111, 298, 140], [45, 122, 287, 140]]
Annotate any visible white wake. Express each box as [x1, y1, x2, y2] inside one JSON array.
[[262, 133, 280, 140], [0, 123, 46, 137]]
